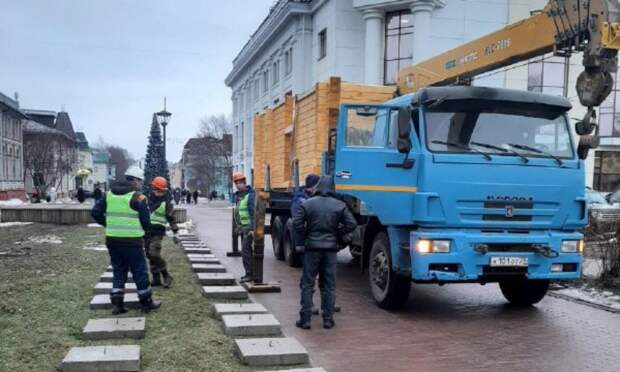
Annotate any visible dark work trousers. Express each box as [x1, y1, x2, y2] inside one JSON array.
[[144, 235, 167, 273], [300, 250, 337, 320], [108, 245, 152, 300], [240, 227, 253, 276]]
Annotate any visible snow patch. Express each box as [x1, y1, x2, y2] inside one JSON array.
[[0, 222, 33, 228], [83, 245, 107, 251], [87, 223, 102, 228], [554, 286, 620, 311], [27, 235, 63, 244], [0, 198, 25, 206]]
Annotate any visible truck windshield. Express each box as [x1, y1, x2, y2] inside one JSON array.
[[424, 105, 574, 159]]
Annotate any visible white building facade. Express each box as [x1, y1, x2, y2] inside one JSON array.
[[227, 0, 616, 190], [226, 0, 517, 180]]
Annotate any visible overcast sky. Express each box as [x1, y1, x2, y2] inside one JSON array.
[[0, 0, 273, 162]]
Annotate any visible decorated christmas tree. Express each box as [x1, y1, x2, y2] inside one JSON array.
[[143, 114, 169, 188]]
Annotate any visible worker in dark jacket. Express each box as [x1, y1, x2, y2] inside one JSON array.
[[293, 175, 357, 330], [232, 172, 256, 282], [91, 166, 161, 314], [290, 174, 320, 248], [145, 176, 179, 288]]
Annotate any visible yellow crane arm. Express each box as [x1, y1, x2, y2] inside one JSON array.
[[398, 0, 620, 113]]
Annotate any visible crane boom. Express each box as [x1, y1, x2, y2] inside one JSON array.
[[398, 0, 620, 114]]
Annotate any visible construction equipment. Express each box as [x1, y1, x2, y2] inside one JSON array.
[[399, 0, 620, 158], [248, 0, 620, 309]]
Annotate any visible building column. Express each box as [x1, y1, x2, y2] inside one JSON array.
[[363, 9, 384, 85], [410, 0, 445, 64]]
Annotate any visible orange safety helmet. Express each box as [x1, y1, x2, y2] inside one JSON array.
[[151, 176, 168, 191], [232, 172, 246, 183]]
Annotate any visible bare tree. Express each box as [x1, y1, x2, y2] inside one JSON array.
[[106, 145, 135, 180], [23, 132, 77, 198], [185, 114, 233, 196]]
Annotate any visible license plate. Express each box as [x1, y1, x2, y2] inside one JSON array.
[[490, 256, 528, 267]]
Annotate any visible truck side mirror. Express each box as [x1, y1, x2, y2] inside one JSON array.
[[397, 106, 412, 154], [577, 135, 600, 160]]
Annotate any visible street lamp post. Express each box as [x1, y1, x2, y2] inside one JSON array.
[[156, 97, 172, 163]]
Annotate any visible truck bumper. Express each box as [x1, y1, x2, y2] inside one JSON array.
[[408, 229, 583, 282]]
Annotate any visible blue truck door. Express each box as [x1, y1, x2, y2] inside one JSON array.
[[334, 105, 419, 225]]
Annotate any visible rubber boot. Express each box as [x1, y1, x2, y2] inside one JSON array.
[[139, 296, 162, 313], [162, 271, 173, 289], [151, 271, 162, 287], [295, 313, 311, 330], [110, 294, 128, 315]]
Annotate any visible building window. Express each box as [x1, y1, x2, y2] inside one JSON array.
[[593, 151, 620, 191], [384, 10, 413, 85], [285, 48, 293, 75], [254, 79, 260, 101], [527, 55, 567, 96], [318, 28, 327, 60], [262, 70, 269, 93], [599, 67, 620, 137], [272, 61, 279, 85]]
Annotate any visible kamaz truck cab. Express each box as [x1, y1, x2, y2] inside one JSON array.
[[334, 86, 585, 308]]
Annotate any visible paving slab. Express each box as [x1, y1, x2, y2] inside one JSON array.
[[60, 345, 140, 372], [192, 263, 226, 273], [213, 303, 268, 319], [222, 314, 281, 336], [235, 337, 309, 367], [83, 318, 146, 340], [100, 272, 133, 283], [197, 272, 236, 285], [90, 294, 140, 310], [184, 247, 212, 254], [189, 256, 220, 264], [94, 282, 137, 295], [256, 369, 326, 372], [186, 253, 216, 259], [202, 285, 248, 300]]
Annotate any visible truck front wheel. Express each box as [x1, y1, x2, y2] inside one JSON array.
[[499, 278, 549, 306], [369, 232, 411, 309], [271, 216, 285, 261]]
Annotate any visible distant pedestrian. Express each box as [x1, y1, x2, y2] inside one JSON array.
[[192, 190, 199, 204], [93, 186, 103, 201], [186, 189, 192, 204], [76, 187, 86, 203], [91, 166, 161, 314], [173, 188, 181, 205], [232, 172, 255, 283], [293, 175, 357, 330]]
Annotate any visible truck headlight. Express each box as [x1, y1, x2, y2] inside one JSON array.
[[561, 240, 584, 253], [416, 239, 451, 253]]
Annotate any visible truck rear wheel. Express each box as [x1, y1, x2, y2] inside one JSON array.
[[499, 278, 549, 306], [369, 232, 411, 309], [284, 218, 302, 267], [271, 216, 285, 261]]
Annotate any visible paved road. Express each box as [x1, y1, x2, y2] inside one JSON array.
[[188, 201, 620, 372]]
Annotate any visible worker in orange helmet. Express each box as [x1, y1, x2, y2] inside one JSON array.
[[232, 172, 256, 282], [144, 176, 179, 288]]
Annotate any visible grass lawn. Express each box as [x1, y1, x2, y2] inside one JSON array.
[[0, 223, 249, 372]]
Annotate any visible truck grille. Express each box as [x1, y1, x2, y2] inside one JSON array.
[[457, 200, 558, 225]]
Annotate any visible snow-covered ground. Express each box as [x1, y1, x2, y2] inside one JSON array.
[[0, 198, 25, 206], [173, 219, 194, 236], [87, 223, 102, 228], [0, 222, 33, 228], [553, 286, 620, 312], [25, 235, 63, 244]]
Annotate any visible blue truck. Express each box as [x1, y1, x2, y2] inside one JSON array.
[[266, 86, 586, 309]]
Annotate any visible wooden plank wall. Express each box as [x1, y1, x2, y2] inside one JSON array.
[[253, 77, 396, 189]]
